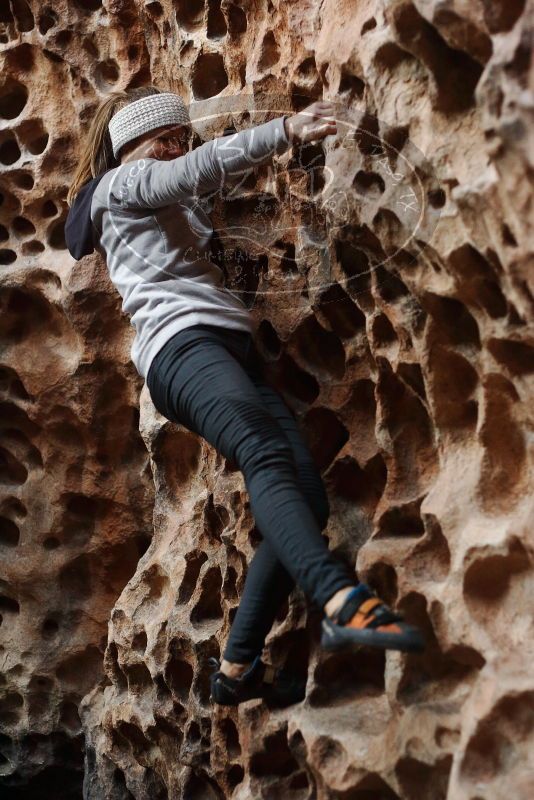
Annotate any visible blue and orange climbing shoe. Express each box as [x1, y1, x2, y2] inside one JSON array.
[[208, 655, 306, 708], [321, 584, 425, 653]]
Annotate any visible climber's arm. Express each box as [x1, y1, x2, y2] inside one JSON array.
[[109, 115, 292, 210]]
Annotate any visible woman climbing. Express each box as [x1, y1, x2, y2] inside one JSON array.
[[65, 86, 424, 708]]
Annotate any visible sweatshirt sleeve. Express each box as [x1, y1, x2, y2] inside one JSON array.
[[109, 115, 291, 210]]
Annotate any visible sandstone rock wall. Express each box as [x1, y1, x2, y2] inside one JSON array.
[[0, 1, 533, 798]]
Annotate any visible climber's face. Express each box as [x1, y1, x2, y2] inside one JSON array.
[[120, 123, 192, 163]]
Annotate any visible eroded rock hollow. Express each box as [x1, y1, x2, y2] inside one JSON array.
[[1, 1, 533, 798]]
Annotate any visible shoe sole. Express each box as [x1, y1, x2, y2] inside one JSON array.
[[321, 619, 425, 653]]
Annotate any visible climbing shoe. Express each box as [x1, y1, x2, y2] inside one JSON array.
[[321, 584, 425, 653], [208, 655, 306, 708]]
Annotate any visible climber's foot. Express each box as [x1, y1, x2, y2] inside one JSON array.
[[208, 655, 306, 708], [321, 584, 425, 653]]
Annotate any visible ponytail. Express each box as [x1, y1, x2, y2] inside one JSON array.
[[66, 85, 163, 207]]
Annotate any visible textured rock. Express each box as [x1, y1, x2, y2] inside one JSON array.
[[1, 1, 533, 798]]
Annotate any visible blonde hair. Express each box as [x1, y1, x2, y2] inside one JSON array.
[[67, 85, 163, 207]]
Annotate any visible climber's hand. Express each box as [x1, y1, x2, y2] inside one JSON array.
[[284, 101, 337, 145]]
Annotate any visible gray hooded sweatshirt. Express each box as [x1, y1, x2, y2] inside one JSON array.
[[72, 115, 291, 380]]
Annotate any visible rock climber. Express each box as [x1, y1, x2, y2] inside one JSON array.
[[65, 85, 424, 708]]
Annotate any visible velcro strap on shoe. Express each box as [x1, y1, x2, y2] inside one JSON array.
[[358, 597, 383, 617], [336, 586, 376, 626], [365, 604, 404, 629]]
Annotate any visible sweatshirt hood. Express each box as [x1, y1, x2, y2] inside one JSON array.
[[65, 172, 109, 261]]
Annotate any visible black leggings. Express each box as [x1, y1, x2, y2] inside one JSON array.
[[146, 324, 354, 662]]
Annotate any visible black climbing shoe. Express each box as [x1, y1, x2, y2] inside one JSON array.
[[208, 655, 306, 708], [321, 584, 425, 653]]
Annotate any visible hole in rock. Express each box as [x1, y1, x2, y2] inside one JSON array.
[[423, 292, 481, 349], [375, 42, 417, 79], [59, 554, 92, 599], [290, 316, 345, 380], [175, 0, 204, 31], [310, 649, 385, 707], [275, 353, 320, 404], [258, 30, 280, 72], [463, 538, 529, 605], [60, 701, 81, 731], [374, 498, 425, 539], [145, 2, 163, 19], [227, 3, 247, 36], [227, 764, 245, 789], [481, 0, 526, 34], [0, 137, 21, 165], [373, 265, 410, 302], [326, 452, 387, 513], [95, 59, 120, 87], [361, 17, 377, 35], [191, 566, 223, 624], [124, 661, 153, 693], [396, 754, 453, 800], [182, 770, 222, 799], [392, 3, 483, 113], [353, 170, 385, 198], [501, 222, 517, 247], [221, 717, 241, 759], [365, 562, 398, 606], [55, 645, 103, 693], [41, 617, 59, 637], [165, 654, 193, 702], [257, 319, 281, 356], [396, 362, 426, 401], [192, 52, 228, 99], [207, 0, 227, 39], [12, 216, 35, 237], [132, 630, 147, 653], [0, 249, 17, 264], [0, 517, 20, 547], [428, 188, 446, 208], [315, 283, 366, 338], [339, 69, 365, 100], [487, 337, 534, 377], [204, 494, 229, 542], [178, 550, 208, 604], [428, 346, 479, 429], [0, 595, 19, 614], [73, 0, 103, 11], [250, 727, 299, 778], [301, 407, 349, 470], [0, 79, 28, 119], [406, 514, 451, 582], [39, 8, 58, 34], [13, 171, 34, 189], [56, 29, 72, 48], [459, 689, 534, 783], [41, 199, 57, 217], [447, 244, 508, 318], [22, 240, 45, 255], [372, 313, 397, 348], [47, 219, 66, 249], [397, 593, 485, 704], [43, 536, 60, 549], [15, 117, 49, 156]]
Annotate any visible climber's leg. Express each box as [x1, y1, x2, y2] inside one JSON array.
[[222, 366, 332, 664], [146, 324, 355, 630]]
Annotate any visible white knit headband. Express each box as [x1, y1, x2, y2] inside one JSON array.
[[108, 92, 192, 158]]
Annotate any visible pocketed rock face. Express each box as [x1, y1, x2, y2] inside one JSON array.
[[1, 1, 533, 799]]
